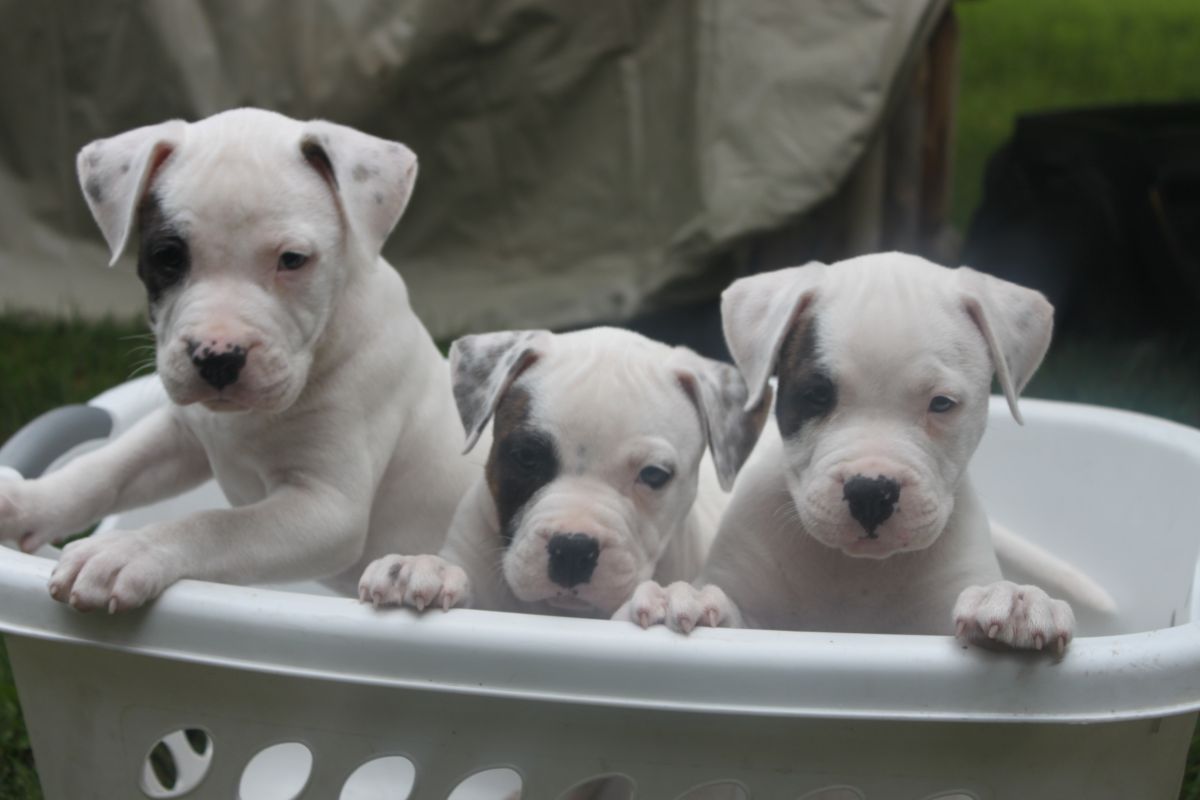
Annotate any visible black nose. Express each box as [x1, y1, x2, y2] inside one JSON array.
[[547, 533, 600, 588], [191, 346, 247, 390], [842, 474, 901, 538]]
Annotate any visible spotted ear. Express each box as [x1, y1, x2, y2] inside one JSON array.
[[299, 121, 418, 258], [77, 120, 188, 266], [720, 262, 828, 410], [449, 330, 554, 453], [958, 267, 1054, 424], [672, 348, 772, 492]]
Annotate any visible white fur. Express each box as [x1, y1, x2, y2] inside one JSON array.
[[0, 109, 477, 611], [358, 328, 755, 618], [617, 253, 1078, 653]]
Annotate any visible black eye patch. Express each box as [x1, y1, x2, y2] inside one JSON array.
[[775, 318, 837, 438], [136, 194, 190, 306], [484, 386, 559, 546], [489, 429, 559, 545]]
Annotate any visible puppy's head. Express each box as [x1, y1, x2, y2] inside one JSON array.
[[77, 108, 418, 413], [450, 328, 769, 616], [723, 253, 1053, 559]]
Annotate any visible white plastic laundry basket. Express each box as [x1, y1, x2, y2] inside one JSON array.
[[2, 376, 1200, 800]]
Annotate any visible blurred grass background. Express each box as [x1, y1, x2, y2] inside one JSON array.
[[2, 0, 1200, 797]]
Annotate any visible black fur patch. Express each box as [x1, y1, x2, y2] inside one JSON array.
[[775, 316, 837, 438], [136, 194, 190, 307], [486, 387, 559, 545]]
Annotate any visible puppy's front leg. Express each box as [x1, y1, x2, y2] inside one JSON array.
[[614, 581, 745, 633], [0, 407, 211, 553], [50, 480, 369, 612]]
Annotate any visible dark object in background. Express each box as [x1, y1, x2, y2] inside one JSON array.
[[963, 104, 1200, 336]]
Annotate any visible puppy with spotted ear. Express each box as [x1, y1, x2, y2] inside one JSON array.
[[618, 253, 1082, 653], [0, 108, 479, 609], [357, 327, 770, 617]]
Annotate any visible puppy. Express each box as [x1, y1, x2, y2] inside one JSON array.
[[357, 327, 769, 617], [0, 109, 476, 610], [619, 253, 1077, 652]]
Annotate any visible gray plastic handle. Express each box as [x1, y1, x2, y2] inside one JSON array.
[[0, 405, 113, 479]]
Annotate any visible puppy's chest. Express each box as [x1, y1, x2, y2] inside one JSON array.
[[773, 561, 957, 635], [184, 413, 279, 505]]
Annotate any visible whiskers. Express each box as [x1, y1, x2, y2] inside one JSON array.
[[121, 332, 159, 381]]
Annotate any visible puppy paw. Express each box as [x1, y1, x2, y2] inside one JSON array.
[[0, 479, 67, 553], [49, 531, 171, 612], [953, 580, 1075, 654], [613, 580, 742, 633], [358, 554, 471, 611]]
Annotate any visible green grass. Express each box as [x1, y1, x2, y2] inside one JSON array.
[[953, 0, 1200, 229]]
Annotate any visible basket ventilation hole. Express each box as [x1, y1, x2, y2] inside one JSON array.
[[557, 774, 635, 799], [796, 788, 865, 800], [139, 728, 213, 799], [339, 756, 416, 800], [239, 742, 313, 800], [923, 794, 979, 800], [676, 781, 748, 800], [447, 767, 523, 800]]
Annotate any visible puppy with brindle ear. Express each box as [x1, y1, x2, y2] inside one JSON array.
[[357, 327, 770, 617], [0, 109, 479, 610], [618, 253, 1079, 653]]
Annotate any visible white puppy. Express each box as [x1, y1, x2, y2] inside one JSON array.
[[0, 109, 476, 611], [619, 253, 1077, 653], [357, 327, 769, 617]]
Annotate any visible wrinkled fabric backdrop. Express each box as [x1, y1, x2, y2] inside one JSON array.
[[0, 0, 945, 339]]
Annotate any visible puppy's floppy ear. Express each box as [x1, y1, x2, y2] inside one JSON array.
[[77, 120, 188, 266], [449, 330, 554, 453], [958, 267, 1054, 424], [299, 121, 419, 258], [672, 348, 772, 492], [720, 262, 828, 410]]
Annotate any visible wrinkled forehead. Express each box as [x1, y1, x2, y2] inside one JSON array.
[[515, 349, 703, 455], [815, 262, 988, 377], [152, 122, 337, 234]]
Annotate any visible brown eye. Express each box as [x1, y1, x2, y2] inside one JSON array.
[[278, 251, 309, 271], [929, 395, 957, 413], [150, 240, 186, 274], [638, 466, 673, 489]]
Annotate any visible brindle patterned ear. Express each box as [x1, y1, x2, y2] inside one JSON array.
[[958, 267, 1054, 424], [77, 120, 188, 265], [672, 348, 772, 492], [449, 330, 554, 453], [720, 262, 828, 410]]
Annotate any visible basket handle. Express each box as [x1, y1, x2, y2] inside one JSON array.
[[0, 405, 113, 480]]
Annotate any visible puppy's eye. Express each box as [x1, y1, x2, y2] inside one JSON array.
[[508, 446, 540, 473], [638, 466, 673, 490], [278, 251, 310, 271], [149, 240, 186, 274], [802, 381, 834, 409], [929, 395, 957, 413]]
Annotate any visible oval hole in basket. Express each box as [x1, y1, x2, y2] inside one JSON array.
[[796, 788, 865, 800], [139, 728, 213, 798], [239, 741, 313, 800], [558, 774, 635, 799], [675, 780, 748, 800], [923, 793, 979, 800], [339, 755, 417, 800], [447, 767, 523, 800]]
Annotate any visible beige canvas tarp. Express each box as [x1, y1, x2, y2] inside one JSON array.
[[0, 0, 948, 338]]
